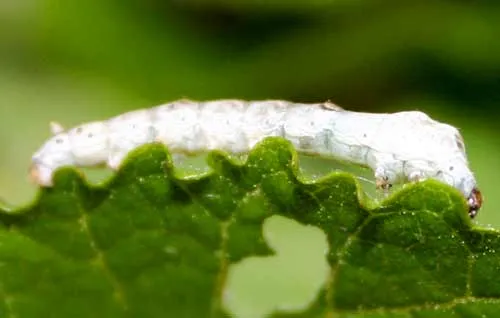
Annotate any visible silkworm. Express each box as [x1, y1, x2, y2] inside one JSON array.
[[30, 99, 482, 217]]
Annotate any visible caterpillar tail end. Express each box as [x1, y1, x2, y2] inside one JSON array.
[[29, 163, 53, 187]]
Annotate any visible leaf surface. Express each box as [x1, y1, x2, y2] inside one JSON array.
[[0, 138, 498, 318]]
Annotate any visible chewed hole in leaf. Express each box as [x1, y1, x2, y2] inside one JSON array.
[[224, 215, 329, 317]]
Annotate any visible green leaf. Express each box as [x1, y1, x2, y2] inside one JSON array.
[[0, 137, 498, 317]]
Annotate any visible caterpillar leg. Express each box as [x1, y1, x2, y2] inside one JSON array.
[[107, 153, 127, 170], [408, 170, 426, 183], [374, 166, 396, 195]]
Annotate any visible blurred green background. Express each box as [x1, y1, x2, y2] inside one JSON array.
[[1, 1, 499, 315]]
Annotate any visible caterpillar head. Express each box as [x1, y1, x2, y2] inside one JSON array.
[[435, 129, 481, 218]]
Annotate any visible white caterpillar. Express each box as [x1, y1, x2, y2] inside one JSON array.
[[30, 99, 482, 217]]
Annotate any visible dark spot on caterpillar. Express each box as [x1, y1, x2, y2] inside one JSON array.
[[76, 127, 83, 133], [88, 133, 93, 138], [363, 133, 367, 137], [55, 138, 63, 144], [449, 166, 454, 171]]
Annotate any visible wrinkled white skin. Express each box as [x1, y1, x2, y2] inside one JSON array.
[[30, 100, 480, 215]]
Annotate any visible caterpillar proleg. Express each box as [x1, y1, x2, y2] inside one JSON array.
[[30, 99, 482, 217]]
